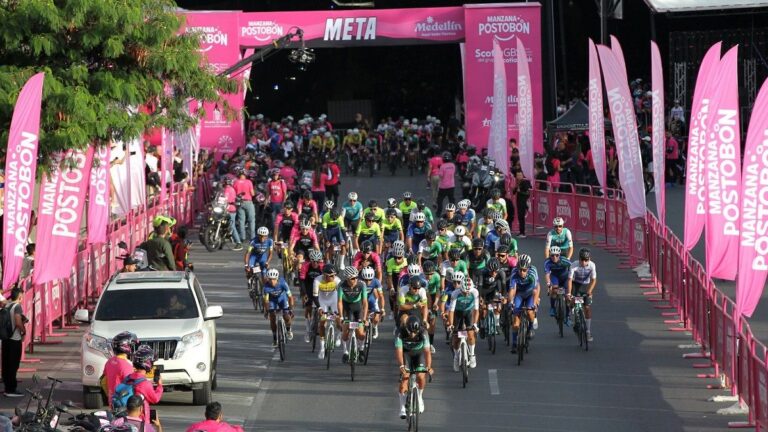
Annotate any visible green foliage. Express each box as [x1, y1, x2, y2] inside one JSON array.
[[0, 0, 238, 168]]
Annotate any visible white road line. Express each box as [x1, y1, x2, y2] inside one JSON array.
[[488, 369, 500, 395]]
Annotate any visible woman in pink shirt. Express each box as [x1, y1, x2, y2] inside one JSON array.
[[103, 331, 137, 405], [436, 152, 456, 213], [310, 164, 327, 205], [427, 154, 443, 205]]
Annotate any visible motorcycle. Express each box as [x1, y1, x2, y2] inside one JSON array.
[[469, 164, 504, 208], [201, 193, 237, 252]]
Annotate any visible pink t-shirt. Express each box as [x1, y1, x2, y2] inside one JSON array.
[[311, 172, 327, 192], [665, 137, 679, 160], [280, 167, 297, 190], [438, 162, 456, 189], [186, 419, 244, 432], [267, 179, 287, 204], [103, 356, 133, 404], [428, 156, 443, 176], [233, 179, 254, 201], [223, 187, 238, 213], [127, 372, 163, 425], [548, 159, 561, 184]]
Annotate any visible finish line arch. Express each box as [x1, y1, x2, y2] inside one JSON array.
[[183, 4, 543, 155]]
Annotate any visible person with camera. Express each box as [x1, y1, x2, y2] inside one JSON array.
[[124, 345, 164, 425], [110, 395, 163, 432], [186, 402, 244, 432], [104, 332, 138, 404]]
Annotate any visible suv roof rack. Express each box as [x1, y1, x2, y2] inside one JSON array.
[[115, 271, 185, 284]]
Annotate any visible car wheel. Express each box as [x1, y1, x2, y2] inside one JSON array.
[[192, 380, 212, 405], [83, 387, 104, 409], [210, 356, 218, 391]]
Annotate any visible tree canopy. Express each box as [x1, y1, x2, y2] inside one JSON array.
[[0, 0, 238, 167]]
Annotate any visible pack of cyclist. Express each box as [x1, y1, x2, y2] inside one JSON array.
[[241, 188, 598, 420]]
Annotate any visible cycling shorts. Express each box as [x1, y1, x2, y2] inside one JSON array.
[[367, 293, 380, 313], [293, 243, 311, 257], [325, 226, 345, 244], [572, 282, 593, 306], [405, 352, 427, 373], [384, 231, 400, 244], [318, 292, 339, 315], [248, 255, 268, 270], [268, 293, 290, 312], [301, 279, 317, 308], [453, 310, 472, 331], [345, 218, 360, 234], [279, 228, 293, 242], [550, 273, 569, 288], [512, 294, 536, 313], [342, 301, 363, 322], [398, 307, 423, 326], [358, 233, 379, 247]]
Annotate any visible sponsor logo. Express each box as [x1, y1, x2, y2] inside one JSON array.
[[579, 201, 591, 227], [478, 15, 531, 40], [473, 47, 527, 64], [4, 131, 37, 258], [187, 26, 229, 52], [705, 109, 740, 238], [740, 129, 768, 270], [414, 15, 462, 37], [634, 222, 644, 252], [556, 198, 572, 219], [537, 197, 549, 222], [595, 202, 606, 228], [324, 17, 376, 41], [241, 20, 284, 41]]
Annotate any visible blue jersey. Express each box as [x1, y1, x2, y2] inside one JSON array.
[[343, 200, 364, 221], [484, 230, 500, 252], [508, 266, 539, 295], [366, 278, 383, 294], [398, 274, 427, 289], [248, 238, 273, 257], [459, 209, 475, 226], [407, 223, 429, 238], [544, 257, 572, 279], [264, 277, 291, 299]]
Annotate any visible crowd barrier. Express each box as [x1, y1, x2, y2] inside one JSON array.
[[12, 180, 201, 367], [522, 180, 767, 431]]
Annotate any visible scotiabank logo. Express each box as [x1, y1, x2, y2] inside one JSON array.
[[478, 15, 531, 40], [242, 21, 285, 41], [414, 16, 462, 37], [188, 26, 229, 52]]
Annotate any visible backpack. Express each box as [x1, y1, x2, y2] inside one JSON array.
[[0, 303, 18, 340], [111, 377, 146, 412]]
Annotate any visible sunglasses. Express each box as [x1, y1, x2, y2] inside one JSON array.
[[551, 254, 560, 257], [348, 276, 358, 280], [497, 254, 507, 258], [555, 225, 563, 228], [473, 247, 483, 251]]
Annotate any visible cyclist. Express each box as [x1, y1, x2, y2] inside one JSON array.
[[567, 248, 597, 342], [338, 267, 369, 364], [434, 219, 455, 255], [498, 232, 519, 257], [450, 225, 472, 256], [274, 201, 298, 247], [395, 316, 433, 419], [322, 131, 336, 153], [484, 219, 511, 255], [441, 248, 469, 282], [486, 188, 508, 221], [466, 238, 489, 284], [545, 217, 574, 260], [418, 230, 443, 266], [297, 190, 319, 225], [361, 267, 384, 339], [263, 269, 295, 349], [495, 245, 517, 277], [363, 199, 386, 225], [477, 258, 506, 339], [476, 208, 495, 240], [406, 212, 429, 255], [322, 206, 347, 266], [508, 254, 540, 354], [289, 219, 320, 273], [413, 199, 434, 228], [398, 192, 418, 225], [314, 264, 342, 359], [456, 199, 476, 235], [352, 240, 383, 282], [398, 273, 429, 332], [300, 249, 324, 343], [386, 198, 404, 224], [544, 245, 572, 319], [447, 272, 479, 370], [382, 208, 405, 256], [422, 260, 442, 351], [355, 213, 383, 255], [441, 203, 461, 231], [342, 192, 364, 238], [385, 241, 409, 319], [244, 226, 273, 282]]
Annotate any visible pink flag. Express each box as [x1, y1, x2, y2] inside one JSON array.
[[650, 41, 666, 227], [2, 72, 44, 290], [704, 47, 741, 281], [684, 42, 722, 252], [487, 38, 509, 176], [87, 145, 111, 244], [597, 45, 647, 219], [736, 79, 768, 318], [610, 35, 628, 80], [517, 37, 534, 181], [34, 147, 95, 285], [587, 39, 606, 192]]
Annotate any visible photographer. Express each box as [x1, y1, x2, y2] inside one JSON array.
[[125, 345, 164, 426], [186, 402, 244, 432], [110, 395, 162, 432]]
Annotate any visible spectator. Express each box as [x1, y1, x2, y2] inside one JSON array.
[[324, 156, 341, 204], [2, 287, 26, 397], [103, 331, 137, 405], [234, 171, 256, 242], [170, 227, 191, 270], [139, 223, 176, 270], [436, 152, 456, 214], [279, 159, 298, 193], [513, 170, 531, 238], [427, 151, 442, 205], [665, 131, 680, 187], [310, 163, 327, 205], [186, 402, 244, 432], [126, 345, 164, 426], [670, 99, 685, 124], [110, 395, 162, 432], [222, 178, 243, 251], [121, 256, 138, 273], [19, 243, 34, 280], [267, 168, 287, 228]]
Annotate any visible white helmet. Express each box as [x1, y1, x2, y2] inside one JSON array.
[[257, 226, 269, 236], [347, 129, 354, 134], [553, 217, 564, 227], [445, 203, 456, 212], [407, 264, 421, 277], [300, 219, 312, 229], [344, 266, 359, 280], [324, 132, 331, 138], [549, 246, 561, 256], [392, 241, 406, 258], [352, 128, 359, 134], [413, 212, 426, 222], [454, 225, 466, 237], [324, 200, 335, 210], [457, 199, 470, 210], [266, 268, 279, 279], [361, 267, 375, 280], [348, 192, 358, 200]]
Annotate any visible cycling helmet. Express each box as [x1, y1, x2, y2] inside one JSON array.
[[283, 201, 294, 209], [405, 315, 421, 334], [323, 264, 336, 275], [579, 248, 591, 260], [324, 200, 334, 210], [299, 219, 312, 229], [361, 267, 375, 280], [467, 145, 477, 155], [386, 208, 398, 218], [436, 219, 448, 230], [553, 217, 564, 227], [361, 241, 374, 253], [266, 268, 279, 279], [112, 331, 138, 355], [302, 190, 312, 200], [442, 151, 452, 162], [472, 238, 485, 249], [491, 188, 502, 198], [496, 245, 510, 254], [408, 277, 422, 288], [392, 243, 406, 258], [344, 266, 359, 280], [448, 248, 461, 261], [549, 246, 562, 256], [445, 203, 456, 212], [152, 215, 177, 228], [268, 168, 280, 177], [348, 192, 358, 200], [457, 200, 470, 210], [445, 267, 455, 280], [364, 212, 375, 222], [413, 212, 426, 222], [368, 200, 378, 208], [407, 263, 421, 277], [517, 254, 532, 270], [491, 210, 503, 221], [257, 226, 269, 237], [416, 199, 426, 210], [222, 177, 233, 186], [425, 230, 436, 241], [454, 225, 467, 237], [403, 191, 413, 199], [132, 345, 155, 372], [494, 219, 506, 230], [487, 258, 501, 272], [330, 208, 342, 219], [452, 271, 465, 283], [387, 198, 397, 207], [483, 208, 494, 219], [422, 260, 436, 274], [309, 249, 323, 262]]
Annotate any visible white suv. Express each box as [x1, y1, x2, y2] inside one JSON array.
[[76, 271, 222, 409]]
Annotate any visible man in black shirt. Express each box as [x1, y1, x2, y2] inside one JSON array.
[[513, 170, 531, 238]]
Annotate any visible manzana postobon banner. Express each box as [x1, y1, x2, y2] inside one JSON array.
[[587, 39, 606, 192], [487, 38, 509, 177], [34, 147, 95, 285], [516, 36, 534, 181], [87, 145, 111, 245], [651, 41, 666, 227], [684, 42, 722, 252], [2, 72, 44, 291]]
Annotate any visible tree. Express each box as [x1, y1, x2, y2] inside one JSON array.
[[0, 0, 238, 167]]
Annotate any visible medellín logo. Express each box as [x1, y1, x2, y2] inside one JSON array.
[[414, 16, 463, 36], [478, 15, 531, 40], [242, 21, 285, 42], [188, 26, 229, 52]]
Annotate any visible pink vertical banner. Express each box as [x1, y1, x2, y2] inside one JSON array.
[[33, 147, 95, 285], [463, 4, 543, 153], [684, 42, 722, 252], [609, 35, 628, 80], [650, 41, 666, 227], [704, 47, 741, 281], [87, 145, 110, 244], [587, 39, 606, 192], [160, 127, 167, 204], [488, 38, 509, 176], [516, 37, 533, 181], [241, 48, 255, 102], [2, 72, 44, 290], [736, 79, 768, 318], [596, 46, 647, 219]]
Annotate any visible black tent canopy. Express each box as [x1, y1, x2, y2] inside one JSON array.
[[547, 100, 589, 133]]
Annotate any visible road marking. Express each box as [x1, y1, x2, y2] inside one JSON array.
[[488, 369, 500, 395]]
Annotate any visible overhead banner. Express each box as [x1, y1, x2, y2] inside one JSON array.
[[463, 4, 543, 153], [587, 39, 606, 192], [183, 12, 244, 156], [1, 72, 44, 290], [650, 41, 666, 227]]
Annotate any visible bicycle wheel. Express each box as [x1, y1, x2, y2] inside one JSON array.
[[500, 310, 510, 346], [350, 339, 356, 381], [363, 326, 372, 365], [517, 320, 527, 366], [488, 315, 496, 355], [555, 297, 564, 338], [576, 310, 585, 348], [326, 325, 333, 370], [310, 311, 319, 353], [411, 388, 419, 431], [277, 318, 286, 361], [461, 344, 468, 388]]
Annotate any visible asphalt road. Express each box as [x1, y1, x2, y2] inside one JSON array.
[[0, 168, 746, 431]]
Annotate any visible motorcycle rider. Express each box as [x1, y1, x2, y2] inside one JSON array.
[[222, 177, 243, 251]]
